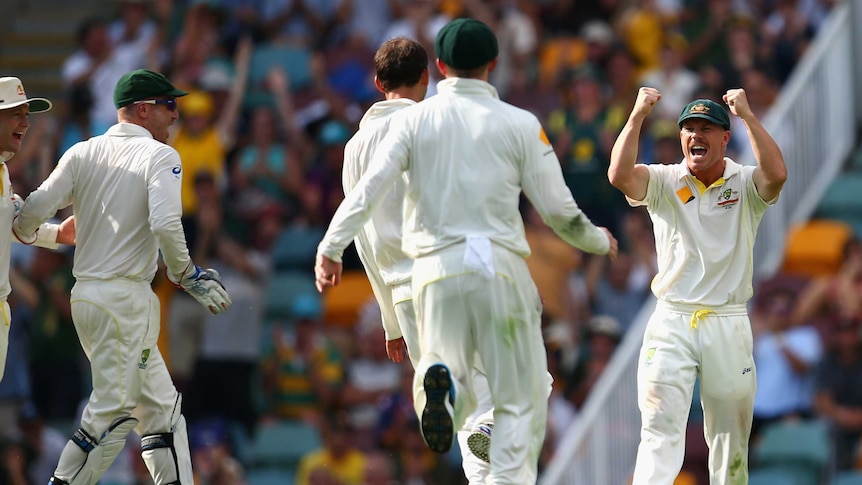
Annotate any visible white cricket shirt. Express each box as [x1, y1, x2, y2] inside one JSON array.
[[15, 123, 192, 283], [0, 154, 60, 301], [343, 98, 416, 287], [630, 159, 775, 306], [342, 98, 416, 340], [319, 78, 609, 263]]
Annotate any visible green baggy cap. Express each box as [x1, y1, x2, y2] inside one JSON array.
[[678, 99, 730, 130], [114, 69, 189, 109], [435, 18, 498, 70]]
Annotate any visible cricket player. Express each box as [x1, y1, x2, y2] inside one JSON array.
[[14, 69, 232, 485], [316, 19, 618, 485], [608, 87, 786, 484], [342, 36, 494, 483], [0, 77, 76, 382]]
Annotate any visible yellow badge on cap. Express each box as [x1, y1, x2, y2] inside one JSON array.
[[689, 103, 709, 114], [16, 85, 24, 96]]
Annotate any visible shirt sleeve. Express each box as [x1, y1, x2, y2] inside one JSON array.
[[627, 163, 664, 208], [14, 148, 76, 238], [353, 231, 402, 340], [742, 165, 775, 215], [342, 139, 402, 340], [519, 118, 609, 255], [147, 147, 192, 279], [317, 124, 410, 262]]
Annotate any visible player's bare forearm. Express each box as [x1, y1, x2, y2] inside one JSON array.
[[744, 116, 786, 200], [725, 88, 786, 200], [609, 87, 657, 201]]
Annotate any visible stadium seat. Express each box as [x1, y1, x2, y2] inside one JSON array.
[[781, 219, 853, 277], [322, 270, 374, 327], [246, 468, 297, 485], [816, 171, 862, 237], [748, 467, 804, 485], [229, 420, 253, 467], [245, 43, 313, 109], [270, 226, 324, 272], [753, 419, 831, 485], [250, 419, 322, 470], [833, 471, 862, 485], [264, 271, 321, 321]]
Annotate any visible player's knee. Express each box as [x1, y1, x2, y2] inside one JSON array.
[[53, 416, 139, 485], [141, 431, 183, 484], [140, 402, 193, 484]]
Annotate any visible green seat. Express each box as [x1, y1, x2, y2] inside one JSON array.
[[748, 467, 805, 485], [264, 271, 321, 321], [245, 44, 313, 110], [753, 420, 831, 485], [271, 226, 324, 272], [834, 471, 862, 485], [246, 468, 297, 485], [816, 172, 862, 237], [250, 420, 322, 470]]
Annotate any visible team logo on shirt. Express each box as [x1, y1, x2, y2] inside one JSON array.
[[171, 165, 181, 178], [644, 347, 657, 367], [139, 349, 150, 369], [716, 188, 739, 209]]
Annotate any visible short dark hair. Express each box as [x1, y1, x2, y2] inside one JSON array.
[[374, 37, 428, 93]]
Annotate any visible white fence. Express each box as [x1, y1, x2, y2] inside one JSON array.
[[540, 2, 859, 483]]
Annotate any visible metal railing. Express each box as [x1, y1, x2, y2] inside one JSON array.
[[540, 2, 858, 483]]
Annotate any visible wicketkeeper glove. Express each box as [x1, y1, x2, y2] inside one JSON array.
[[168, 264, 232, 315]]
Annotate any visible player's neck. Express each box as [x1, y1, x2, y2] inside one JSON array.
[[385, 88, 423, 103]]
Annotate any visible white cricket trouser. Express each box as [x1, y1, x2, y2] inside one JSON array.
[[0, 300, 10, 382], [70, 279, 190, 447], [412, 243, 548, 485], [393, 281, 492, 484], [633, 300, 756, 485]]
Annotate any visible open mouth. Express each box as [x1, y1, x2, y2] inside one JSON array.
[[12, 133, 24, 142], [691, 145, 707, 156]]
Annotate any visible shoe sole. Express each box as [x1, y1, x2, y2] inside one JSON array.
[[420, 364, 455, 453], [467, 429, 491, 463]]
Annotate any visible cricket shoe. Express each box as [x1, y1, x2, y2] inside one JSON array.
[[420, 363, 456, 453], [467, 423, 493, 463]]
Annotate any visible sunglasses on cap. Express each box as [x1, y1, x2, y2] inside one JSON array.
[[133, 98, 178, 111]]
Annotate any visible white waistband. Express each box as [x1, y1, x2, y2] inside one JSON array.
[[657, 300, 748, 316]]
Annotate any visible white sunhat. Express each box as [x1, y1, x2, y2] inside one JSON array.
[[0, 77, 52, 113]]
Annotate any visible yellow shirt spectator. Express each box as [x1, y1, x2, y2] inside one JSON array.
[[170, 91, 227, 215], [296, 412, 368, 485]]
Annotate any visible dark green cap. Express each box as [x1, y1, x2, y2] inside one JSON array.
[[113, 69, 189, 109], [678, 99, 730, 130], [435, 18, 498, 70]]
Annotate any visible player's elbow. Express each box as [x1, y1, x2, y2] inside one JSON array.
[[607, 164, 634, 192], [149, 216, 182, 240], [772, 162, 788, 185]]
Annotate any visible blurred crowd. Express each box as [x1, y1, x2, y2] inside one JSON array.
[[0, 0, 846, 483]]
